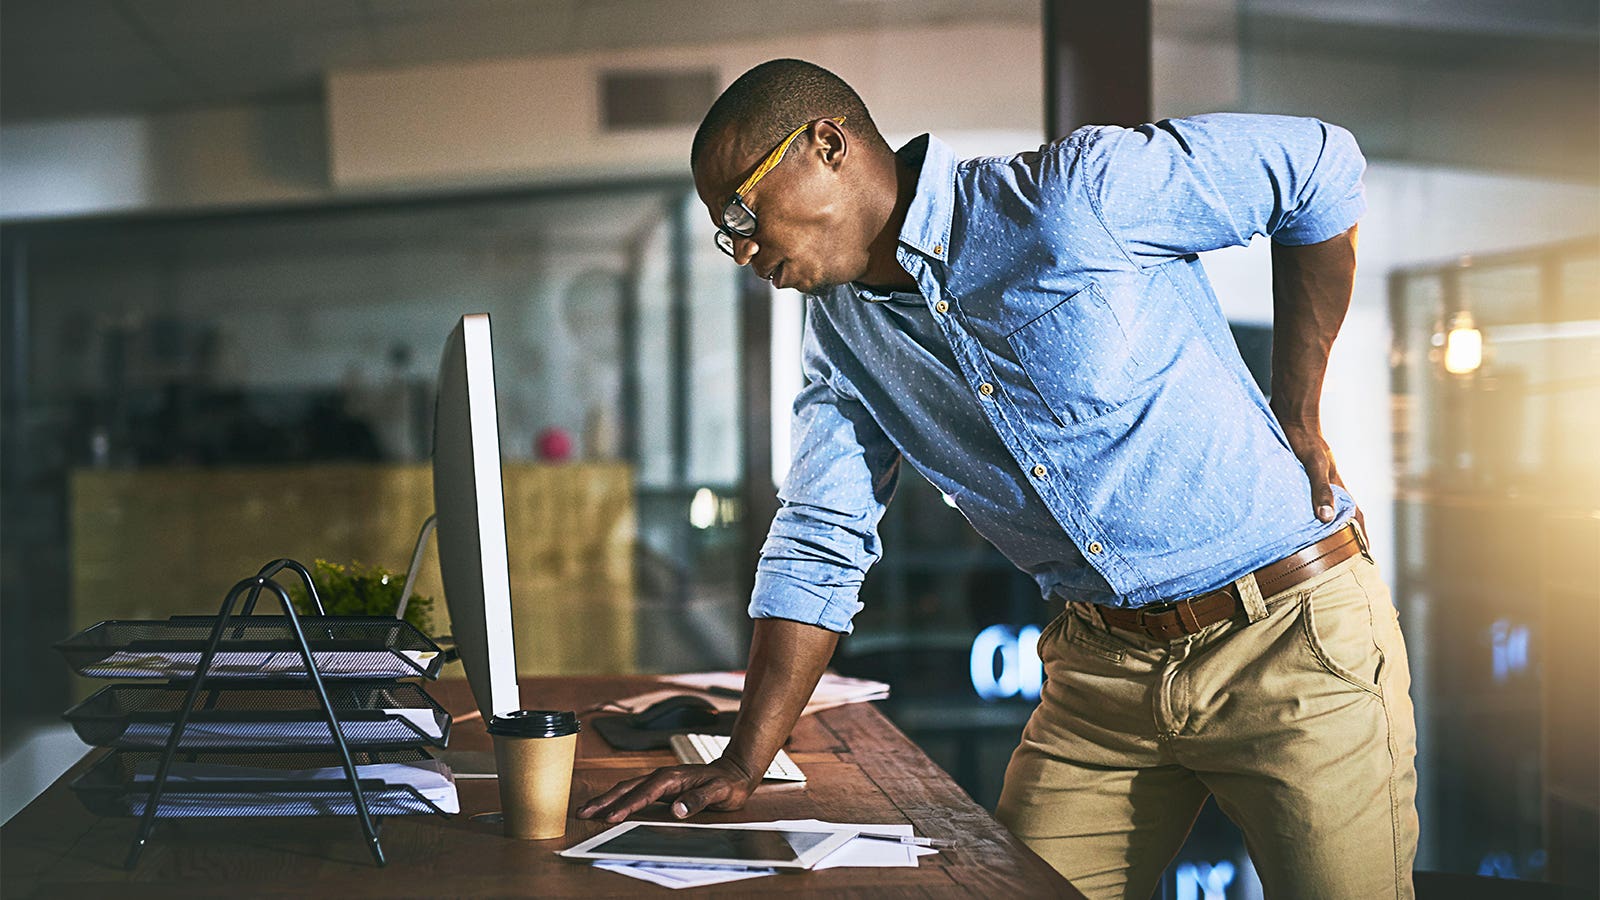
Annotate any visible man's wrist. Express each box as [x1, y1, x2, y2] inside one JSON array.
[[711, 753, 763, 788]]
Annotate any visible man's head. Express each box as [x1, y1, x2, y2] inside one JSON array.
[[691, 59, 896, 294]]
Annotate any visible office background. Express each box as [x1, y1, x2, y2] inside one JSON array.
[[2, 1, 1596, 896]]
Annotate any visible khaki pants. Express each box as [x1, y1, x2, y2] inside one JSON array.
[[996, 554, 1419, 900]]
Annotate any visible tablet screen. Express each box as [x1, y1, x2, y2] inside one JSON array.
[[561, 822, 854, 869]]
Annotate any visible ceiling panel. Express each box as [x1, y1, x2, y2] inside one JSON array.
[[1, 0, 1036, 122], [13, 0, 1589, 125]]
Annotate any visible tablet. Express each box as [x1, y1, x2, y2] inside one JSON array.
[[559, 821, 854, 869]]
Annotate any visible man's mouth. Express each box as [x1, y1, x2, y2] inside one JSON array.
[[767, 262, 785, 287]]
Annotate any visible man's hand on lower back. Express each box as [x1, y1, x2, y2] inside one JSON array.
[[1277, 416, 1364, 533], [576, 757, 759, 824]]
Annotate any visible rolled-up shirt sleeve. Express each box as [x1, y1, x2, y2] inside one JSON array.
[[750, 317, 901, 634], [1079, 113, 1367, 263]]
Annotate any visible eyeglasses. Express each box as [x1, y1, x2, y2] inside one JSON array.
[[715, 116, 846, 258]]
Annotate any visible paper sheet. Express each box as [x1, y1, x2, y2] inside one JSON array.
[[606, 672, 890, 719], [120, 708, 444, 746], [592, 861, 776, 889], [126, 758, 459, 815], [774, 820, 939, 870], [661, 672, 889, 716], [83, 649, 438, 679]]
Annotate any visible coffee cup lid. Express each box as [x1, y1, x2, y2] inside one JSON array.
[[487, 709, 581, 738]]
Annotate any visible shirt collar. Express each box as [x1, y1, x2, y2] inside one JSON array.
[[894, 134, 956, 263]]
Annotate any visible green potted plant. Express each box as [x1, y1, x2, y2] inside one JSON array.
[[287, 559, 435, 634]]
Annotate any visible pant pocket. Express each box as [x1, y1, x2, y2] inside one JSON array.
[[1300, 568, 1386, 697], [1062, 612, 1129, 664]]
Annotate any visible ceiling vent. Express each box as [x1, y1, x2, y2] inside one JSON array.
[[600, 69, 717, 131]]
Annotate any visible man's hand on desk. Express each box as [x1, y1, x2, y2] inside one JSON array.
[[577, 617, 840, 824], [576, 757, 760, 824]]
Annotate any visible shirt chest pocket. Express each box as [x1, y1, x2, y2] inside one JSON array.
[[1005, 284, 1140, 426]]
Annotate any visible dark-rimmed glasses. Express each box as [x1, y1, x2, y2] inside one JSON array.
[[714, 116, 846, 258]]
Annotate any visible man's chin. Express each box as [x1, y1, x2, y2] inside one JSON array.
[[795, 274, 843, 295]]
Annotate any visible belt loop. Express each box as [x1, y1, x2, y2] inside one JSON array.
[[1082, 601, 1109, 631], [1236, 572, 1269, 622]]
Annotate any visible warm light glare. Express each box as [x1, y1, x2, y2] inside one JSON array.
[[1444, 313, 1483, 375], [689, 487, 717, 529]]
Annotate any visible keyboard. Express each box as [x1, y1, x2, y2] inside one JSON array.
[[669, 733, 806, 782]]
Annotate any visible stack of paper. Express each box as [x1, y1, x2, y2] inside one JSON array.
[[119, 708, 445, 747], [83, 651, 276, 679], [126, 758, 458, 816], [591, 861, 776, 889], [83, 649, 438, 680], [654, 671, 890, 716], [591, 820, 938, 890]]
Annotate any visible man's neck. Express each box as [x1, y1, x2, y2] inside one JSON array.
[[854, 155, 921, 293]]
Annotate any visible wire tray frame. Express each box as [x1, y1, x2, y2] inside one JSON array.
[[57, 616, 445, 681], [72, 749, 454, 819], [64, 683, 451, 750]]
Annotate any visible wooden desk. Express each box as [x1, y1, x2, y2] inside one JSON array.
[[1, 676, 1078, 898]]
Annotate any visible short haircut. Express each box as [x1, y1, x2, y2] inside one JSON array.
[[691, 59, 888, 174]]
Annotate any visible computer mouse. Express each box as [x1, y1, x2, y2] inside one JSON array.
[[628, 694, 719, 731]]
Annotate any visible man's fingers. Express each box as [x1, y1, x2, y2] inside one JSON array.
[[1300, 446, 1337, 523], [670, 782, 729, 819], [575, 775, 647, 819], [1314, 486, 1336, 522], [1308, 461, 1336, 522], [599, 772, 685, 823], [577, 764, 750, 824]]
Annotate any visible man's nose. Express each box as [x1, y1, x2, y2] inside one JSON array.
[[733, 237, 759, 267]]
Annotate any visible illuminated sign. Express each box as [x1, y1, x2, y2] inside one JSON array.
[[970, 624, 1043, 701], [1176, 860, 1235, 900], [1489, 619, 1529, 683]]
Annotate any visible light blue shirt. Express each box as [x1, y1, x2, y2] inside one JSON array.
[[753, 114, 1366, 633]]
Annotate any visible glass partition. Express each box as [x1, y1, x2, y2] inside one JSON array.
[[1390, 237, 1600, 881], [0, 182, 752, 729]]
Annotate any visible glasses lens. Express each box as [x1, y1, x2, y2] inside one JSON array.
[[715, 230, 736, 257], [721, 198, 756, 237]]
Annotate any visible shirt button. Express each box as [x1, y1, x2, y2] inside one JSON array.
[[978, 382, 994, 396], [933, 243, 944, 254], [1087, 541, 1104, 555], [934, 300, 949, 314], [1031, 464, 1047, 478]]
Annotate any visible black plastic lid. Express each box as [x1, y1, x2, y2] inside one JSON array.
[[487, 709, 581, 738]]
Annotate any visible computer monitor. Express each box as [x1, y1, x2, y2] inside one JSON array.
[[433, 313, 521, 719]]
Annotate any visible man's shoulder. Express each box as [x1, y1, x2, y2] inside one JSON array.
[[950, 125, 1130, 203]]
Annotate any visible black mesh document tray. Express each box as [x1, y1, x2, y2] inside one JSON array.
[[72, 749, 456, 818], [56, 616, 445, 681], [64, 683, 451, 750]]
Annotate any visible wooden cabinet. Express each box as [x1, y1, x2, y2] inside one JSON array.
[[70, 462, 636, 693]]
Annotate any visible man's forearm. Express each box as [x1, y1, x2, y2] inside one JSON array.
[[1267, 225, 1358, 424], [719, 617, 840, 782], [1268, 224, 1361, 523]]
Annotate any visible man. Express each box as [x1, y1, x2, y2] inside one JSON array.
[[578, 58, 1418, 899]]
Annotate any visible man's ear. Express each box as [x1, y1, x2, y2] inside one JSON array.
[[814, 118, 848, 170]]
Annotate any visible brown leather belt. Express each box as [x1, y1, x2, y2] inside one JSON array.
[[1097, 524, 1365, 641]]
